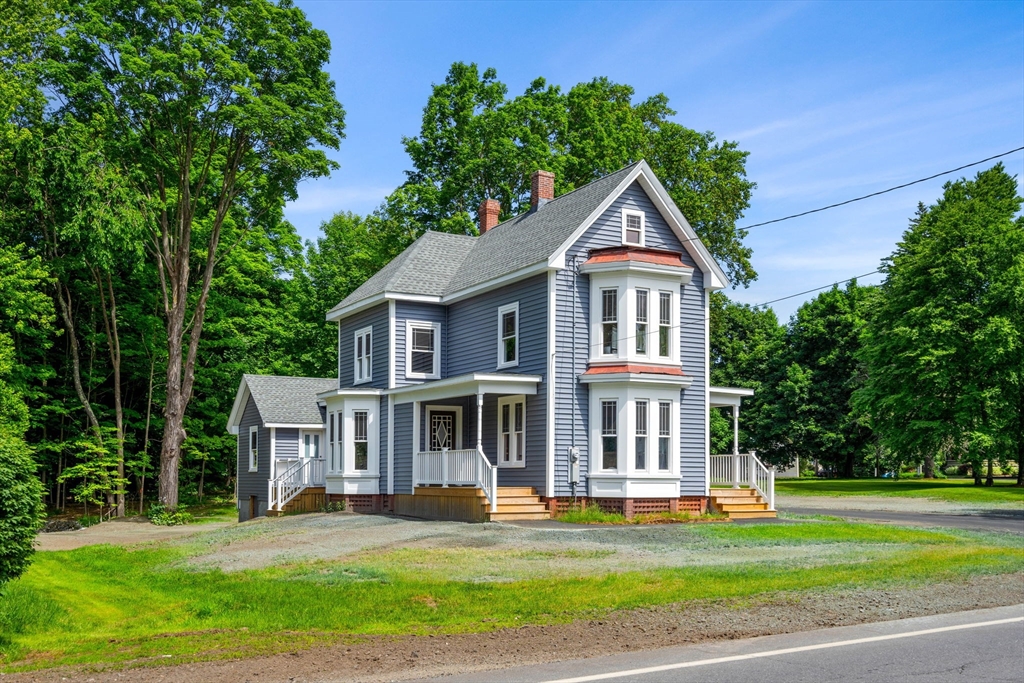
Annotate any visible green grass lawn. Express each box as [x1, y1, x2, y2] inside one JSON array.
[[775, 478, 1024, 504], [1, 521, 1021, 672]]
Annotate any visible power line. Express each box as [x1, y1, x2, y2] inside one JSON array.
[[736, 146, 1024, 231], [586, 269, 883, 350]]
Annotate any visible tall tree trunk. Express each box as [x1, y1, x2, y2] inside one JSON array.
[[140, 349, 156, 513], [923, 455, 935, 479], [54, 283, 101, 436], [95, 270, 125, 516], [985, 456, 994, 487]]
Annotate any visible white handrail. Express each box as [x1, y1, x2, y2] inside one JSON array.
[[709, 451, 775, 510], [269, 457, 326, 511], [414, 448, 498, 513]]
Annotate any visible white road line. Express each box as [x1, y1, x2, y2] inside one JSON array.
[[539, 615, 1024, 683]]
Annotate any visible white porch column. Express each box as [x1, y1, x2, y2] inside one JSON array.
[[732, 405, 739, 456], [412, 401, 420, 492], [476, 393, 484, 453]]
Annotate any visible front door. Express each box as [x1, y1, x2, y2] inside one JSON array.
[[429, 410, 457, 451], [302, 431, 320, 459]]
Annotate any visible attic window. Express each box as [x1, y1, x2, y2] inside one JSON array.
[[622, 209, 644, 246]]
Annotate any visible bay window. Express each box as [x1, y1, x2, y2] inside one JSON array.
[[659, 292, 672, 357], [353, 410, 368, 470], [635, 289, 648, 355], [635, 400, 648, 470], [601, 399, 618, 470], [602, 289, 618, 355], [658, 400, 671, 470]]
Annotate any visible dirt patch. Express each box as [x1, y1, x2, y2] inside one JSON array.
[[34, 518, 234, 551], [776, 493, 1023, 515], [7, 573, 1022, 683]]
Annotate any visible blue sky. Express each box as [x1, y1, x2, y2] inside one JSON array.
[[286, 0, 1024, 321]]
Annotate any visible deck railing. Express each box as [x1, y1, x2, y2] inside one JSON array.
[[709, 451, 775, 510], [268, 457, 326, 511], [414, 448, 498, 512]]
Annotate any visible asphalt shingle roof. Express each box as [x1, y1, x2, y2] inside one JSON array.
[[244, 374, 336, 425], [331, 163, 640, 313]]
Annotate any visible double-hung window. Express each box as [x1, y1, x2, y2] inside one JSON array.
[[635, 289, 648, 355], [328, 412, 338, 472], [406, 321, 440, 379], [497, 302, 519, 368], [623, 209, 644, 245], [635, 400, 648, 470], [248, 426, 258, 472], [601, 399, 618, 470], [602, 289, 618, 355], [353, 410, 368, 471], [659, 292, 672, 357], [354, 327, 372, 383], [658, 401, 671, 470], [498, 395, 525, 467]]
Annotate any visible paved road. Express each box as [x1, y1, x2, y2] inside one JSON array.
[[785, 507, 1024, 534], [425, 605, 1024, 683]]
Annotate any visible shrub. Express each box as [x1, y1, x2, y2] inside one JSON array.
[[319, 500, 347, 513], [0, 435, 45, 590], [147, 504, 193, 527]]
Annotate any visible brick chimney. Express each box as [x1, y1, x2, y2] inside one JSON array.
[[479, 198, 500, 234], [531, 170, 555, 209]]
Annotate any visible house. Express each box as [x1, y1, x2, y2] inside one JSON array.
[[227, 161, 773, 522]]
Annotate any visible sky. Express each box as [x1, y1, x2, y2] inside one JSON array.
[[286, 0, 1024, 321]]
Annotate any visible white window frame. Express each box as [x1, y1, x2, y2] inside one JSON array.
[[328, 411, 342, 473], [658, 400, 672, 471], [635, 288, 649, 356], [622, 208, 645, 246], [497, 395, 526, 468], [343, 399, 378, 476], [600, 399, 619, 471], [496, 302, 519, 369], [353, 325, 372, 384], [406, 320, 441, 380], [248, 425, 258, 472], [600, 287, 619, 356], [635, 399, 648, 471], [658, 290, 673, 359], [353, 410, 369, 471], [589, 388, 678, 479]]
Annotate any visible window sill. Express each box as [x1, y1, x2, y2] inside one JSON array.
[[353, 377, 372, 385], [248, 467, 258, 473], [495, 361, 519, 371], [406, 373, 440, 381]]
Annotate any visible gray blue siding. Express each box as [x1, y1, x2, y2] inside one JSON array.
[[337, 303, 389, 389], [447, 274, 548, 489], [392, 402, 413, 494], [553, 180, 709, 496], [275, 428, 299, 459], [236, 395, 269, 520], [394, 301, 447, 386]]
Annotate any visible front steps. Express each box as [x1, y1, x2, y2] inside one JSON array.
[[709, 487, 777, 519], [487, 487, 550, 522]]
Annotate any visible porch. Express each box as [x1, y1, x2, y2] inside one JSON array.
[[709, 386, 776, 518]]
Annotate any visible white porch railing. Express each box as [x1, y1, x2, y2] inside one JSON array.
[[414, 448, 498, 512], [268, 457, 326, 512], [710, 451, 775, 510]]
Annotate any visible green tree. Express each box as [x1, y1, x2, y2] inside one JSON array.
[[755, 282, 879, 475], [399, 63, 757, 285], [42, 0, 346, 507], [854, 165, 1023, 485]]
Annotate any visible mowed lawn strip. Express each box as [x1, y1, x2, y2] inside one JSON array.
[[1, 522, 1022, 672], [775, 478, 1024, 504]]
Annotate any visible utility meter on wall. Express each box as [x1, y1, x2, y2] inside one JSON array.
[[568, 447, 580, 484]]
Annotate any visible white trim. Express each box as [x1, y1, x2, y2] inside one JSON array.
[[326, 291, 443, 323], [621, 208, 645, 246], [337, 321, 342, 383], [412, 400, 421, 486], [546, 269, 556, 498], [387, 394, 394, 495], [263, 422, 326, 429], [299, 428, 323, 460], [580, 373, 693, 388], [269, 427, 276, 478], [443, 262, 554, 304], [497, 394, 527, 468], [316, 388, 382, 400], [547, 161, 729, 290], [704, 288, 711, 495], [425, 404, 463, 450], [405, 320, 441, 380], [496, 301, 520, 369], [353, 325, 373, 384], [580, 259, 694, 281], [226, 380, 252, 435], [388, 300, 396, 389], [248, 425, 259, 472], [387, 372, 541, 403]]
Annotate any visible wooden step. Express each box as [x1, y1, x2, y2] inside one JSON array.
[[496, 495, 544, 505], [724, 510, 778, 519], [717, 503, 770, 512], [496, 486, 537, 496], [487, 511, 551, 521], [710, 488, 759, 496], [494, 504, 549, 514]]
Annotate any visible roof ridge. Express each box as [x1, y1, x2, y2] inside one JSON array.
[[245, 373, 335, 381]]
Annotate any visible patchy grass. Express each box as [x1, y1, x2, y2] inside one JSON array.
[[2, 520, 1021, 672], [556, 507, 725, 525], [775, 478, 1024, 504]]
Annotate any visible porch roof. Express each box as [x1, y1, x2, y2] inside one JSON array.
[[387, 372, 541, 404], [710, 386, 755, 408]]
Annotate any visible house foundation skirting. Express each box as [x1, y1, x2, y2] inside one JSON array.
[[392, 489, 488, 523], [542, 496, 708, 517], [326, 493, 392, 514]]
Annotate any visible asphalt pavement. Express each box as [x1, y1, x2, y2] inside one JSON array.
[[784, 506, 1024, 534], [423, 604, 1024, 682]]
